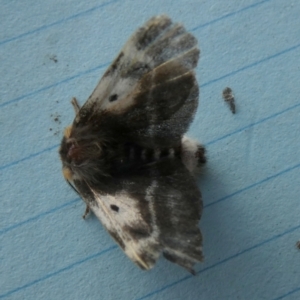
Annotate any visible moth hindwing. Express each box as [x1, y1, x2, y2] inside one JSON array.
[[59, 15, 206, 274]]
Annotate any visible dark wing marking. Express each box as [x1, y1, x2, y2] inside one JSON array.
[[74, 15, 200, 148], [73, 158, 203, 273]]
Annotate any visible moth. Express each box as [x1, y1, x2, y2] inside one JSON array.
[[59, 15, 206, 274]]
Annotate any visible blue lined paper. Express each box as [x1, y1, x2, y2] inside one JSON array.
[[1, 0, 300, 299]]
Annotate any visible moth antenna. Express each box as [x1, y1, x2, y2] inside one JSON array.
[[71, 97, 81, 115]]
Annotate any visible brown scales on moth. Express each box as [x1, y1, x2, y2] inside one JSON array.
[[59, 15, 206, 274]]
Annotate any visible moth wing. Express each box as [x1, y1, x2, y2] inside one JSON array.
[[75, 15, 200, 148], [73, 159, 203, 273]]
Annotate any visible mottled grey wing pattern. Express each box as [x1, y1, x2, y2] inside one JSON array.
[[74, 15, 200, 148], [63, 15, 204, 273], [73, 158, 203, 273]]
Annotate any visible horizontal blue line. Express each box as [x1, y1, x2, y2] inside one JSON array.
[[191, 0, 274, 32], [273, 286, 300, 300], [1, 98, 299, 173], [0, 198, 80, 235], [0, 38, 299, 171], [0, 245, 118, 299], [205, 161, 300, 208], [202, 42, 300, 88], [0, 144, 59, 171], [4, 157, 299, 235], [2, 40, 299, 109], [0, 63, 109, 108], [1, 152, 298, 298], [0, 0, 120, 46], [0, 0, 283, 109], [0, 1, 297, 298], [0, 0, 271, 48], [206, 102, 300, 146], [2, 156, 299, 241], [137, 223, 300, 300]]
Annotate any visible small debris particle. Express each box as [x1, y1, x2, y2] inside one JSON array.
[[222, 87, 236, 114], [51, 113, 61, 124], [49, 55, 58, 63]]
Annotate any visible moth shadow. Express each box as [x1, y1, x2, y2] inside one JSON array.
[[196, 164, 255, 273]]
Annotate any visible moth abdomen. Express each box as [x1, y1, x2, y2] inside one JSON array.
[[122, 137, 206, 174], [123, 143, 181, 163], [180, 136, 206, 173]]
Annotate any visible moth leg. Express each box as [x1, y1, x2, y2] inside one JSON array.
[[82, 205, 90, 219], [71, 97, 81, 114]]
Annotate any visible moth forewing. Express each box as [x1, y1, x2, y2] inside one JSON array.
[[59, 15, 206, 274]]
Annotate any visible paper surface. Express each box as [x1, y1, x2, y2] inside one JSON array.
[[1, 0, 300, 299]]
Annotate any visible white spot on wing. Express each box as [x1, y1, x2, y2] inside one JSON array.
[[88, 186, 158, 270]]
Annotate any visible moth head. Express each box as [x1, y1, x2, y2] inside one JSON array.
[[59, 124, 104, 180]]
